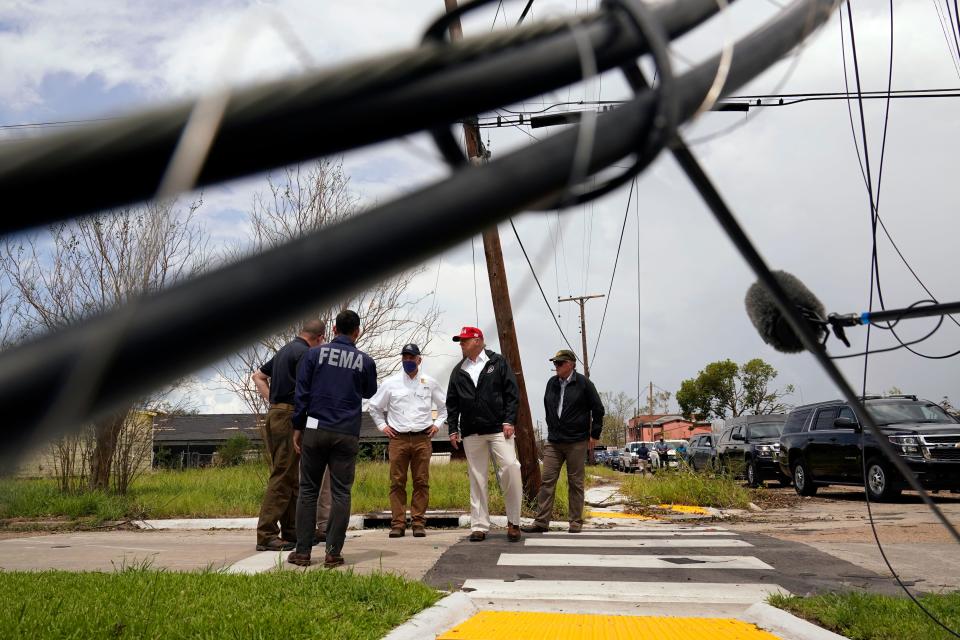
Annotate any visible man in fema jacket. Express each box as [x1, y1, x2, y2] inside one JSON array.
[[288, 310, 377, 568]]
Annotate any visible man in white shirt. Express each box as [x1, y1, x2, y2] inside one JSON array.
[[368, 343, 447, 538], [445, 326, 523, 543]]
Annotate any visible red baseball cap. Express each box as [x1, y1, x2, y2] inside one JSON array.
[[452, 326, 483, 342]]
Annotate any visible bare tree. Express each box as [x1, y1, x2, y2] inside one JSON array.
[[216, 160, 441, 416], [1, 200, 207, 491], [599, 391, 635, 448]]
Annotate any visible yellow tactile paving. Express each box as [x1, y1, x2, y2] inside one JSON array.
[[657, 504, 711, 515], [437, 611, 781, 640], [585, 511, 658, 520]]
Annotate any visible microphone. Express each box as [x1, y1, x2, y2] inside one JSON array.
[[744, 271, 828, 353]]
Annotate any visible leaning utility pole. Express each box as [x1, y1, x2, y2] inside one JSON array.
[[557, 294, 605, 379], [443, 0, 541, 501]]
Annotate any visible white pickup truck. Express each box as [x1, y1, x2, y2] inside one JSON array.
[[619, 441, 650, 473]]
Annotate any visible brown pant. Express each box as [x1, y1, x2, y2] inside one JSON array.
[[533, 440, 588, 527], [388, 432, 432, 528], [256, 405, 299, 544]]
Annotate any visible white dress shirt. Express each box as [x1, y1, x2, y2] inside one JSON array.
[[368, 370, 448, 433], [460, 350, 489, 387], [558, 371, 573, 417]]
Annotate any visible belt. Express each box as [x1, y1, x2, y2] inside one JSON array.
[[270, 403, 295, 411], [396, 426, 435, 436]]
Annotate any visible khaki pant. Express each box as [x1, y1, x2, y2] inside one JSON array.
[[256, 405, 299, 545], [316, 468, 332, 534], [388, 432, 433, 529], [462, 433, 522, 532], [533, 440, 588, 527]]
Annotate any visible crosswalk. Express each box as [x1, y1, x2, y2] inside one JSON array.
[[460, 522, 789, 611]]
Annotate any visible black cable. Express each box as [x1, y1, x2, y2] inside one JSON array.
[[845, 3, 960, 634], [517, 0, 535, 25], [831, 312, 945, 360], [0, 0, 837, 468], [508, 219, 583, 361], [0, 0, 725, 233], [590, 177, 634, 364]]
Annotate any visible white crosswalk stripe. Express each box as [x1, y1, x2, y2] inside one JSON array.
[[498, 553, 773, 570], [525, 538, 753, 549], [461, 579, 787, 604]]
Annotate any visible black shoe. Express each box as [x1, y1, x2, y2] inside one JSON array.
[[323, 553, 345, 569], [312, 530, 326, 546], [520, 523, 548, 534], [469, 530, 486, 542], [287, 551, 311, 566], [256, 538, 295, 551], [389, 528, 405, 538]]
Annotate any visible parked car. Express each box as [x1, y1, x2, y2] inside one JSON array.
[[778, 395, 960, 501], [605, 447, 622, 470], [619, 441, 651, 473], [715, 415, 789, 487], [686, 433, 716, 471]]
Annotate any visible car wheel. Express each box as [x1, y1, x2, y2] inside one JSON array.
[[792, 459, 817, 497], [691, 458, 698, 472], [747, 459, 761, 488], [865, 458, 902, 502]]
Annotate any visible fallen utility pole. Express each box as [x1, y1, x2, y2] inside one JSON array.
[[444, 0, 541, 501], [557, 294, 605, 379]]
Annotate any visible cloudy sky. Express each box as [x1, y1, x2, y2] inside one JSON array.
[[3, 0, 959, 425]]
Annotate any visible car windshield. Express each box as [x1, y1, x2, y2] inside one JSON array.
[[867, 401, 958, 425], [747, 423, 782, 439]]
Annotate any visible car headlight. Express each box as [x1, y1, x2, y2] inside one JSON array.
[[889, 435, 921, 455], [756, 445, 774, 456]]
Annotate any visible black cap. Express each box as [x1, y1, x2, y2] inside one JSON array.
[[401, 343, 421, 356]]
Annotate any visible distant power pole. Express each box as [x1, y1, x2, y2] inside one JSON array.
[[442, 0, 541, 501], [557, 294, 605, 379]]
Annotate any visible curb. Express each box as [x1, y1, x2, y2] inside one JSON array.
[[381, 592, 476, 640], [743, 603, 849, 640], [133, 516, 366, 531]]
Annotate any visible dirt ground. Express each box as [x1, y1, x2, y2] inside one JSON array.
[[730, 483, 960, 592]]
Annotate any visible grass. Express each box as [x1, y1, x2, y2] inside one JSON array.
[[769, 592, 960, 640], [0, 566, 439, 639], [617, 469, 752, 509], [1, 460, 600, 522]]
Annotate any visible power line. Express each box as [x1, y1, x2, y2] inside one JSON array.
[[590, 177, 635, 364], [509, 219, 582, 361]]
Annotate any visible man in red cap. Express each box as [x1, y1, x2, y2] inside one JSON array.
[[446, 326, 523, 543]]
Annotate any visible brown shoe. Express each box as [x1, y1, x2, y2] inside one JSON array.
[[313, 529, 326, 546], [257, 538, 295, 552], [323, 553, 345, 569], [507, 523, 522, 542], [520, 523, 548, 534], [568, 523, 582, 533], [389, 528, 405, 538], [412, 526, 426, 538], [469, 530, 486, 542], [287, 551, 311, 566]]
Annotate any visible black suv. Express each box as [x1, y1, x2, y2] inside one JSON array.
[[715, 415, 789, 487], [778, 396, 960, 501]]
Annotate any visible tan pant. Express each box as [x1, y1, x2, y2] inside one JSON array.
[[256, 405, 299, 544], [388, 432, 433, 529], [462, 433, 522, 532], [533, 440, 588, 527]]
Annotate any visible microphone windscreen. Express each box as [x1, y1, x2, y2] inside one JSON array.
[[745, 271, 826, 353]]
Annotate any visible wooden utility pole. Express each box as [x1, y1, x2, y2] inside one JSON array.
[[443, 0, 541, 501], [649, 381, 655, 441], [557, 294, 604, 379]]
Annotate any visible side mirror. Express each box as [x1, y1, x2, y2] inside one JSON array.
[[834, 417, 860, 431], [732, 433, 745, 441]]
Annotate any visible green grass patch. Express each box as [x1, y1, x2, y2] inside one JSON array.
[[769, 592, 960, 640], [0, 567, 439, 639], [585, 464, 620, 480], [618, 469, 751, 509], [2, 460, 597, 521]]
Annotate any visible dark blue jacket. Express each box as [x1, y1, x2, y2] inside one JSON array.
[[293, 335, 377, 436]]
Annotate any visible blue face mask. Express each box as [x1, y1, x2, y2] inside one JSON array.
[[402, 360, 418, 374]]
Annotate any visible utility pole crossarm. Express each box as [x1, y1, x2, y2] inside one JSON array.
[[557, 294, 605, 379]]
